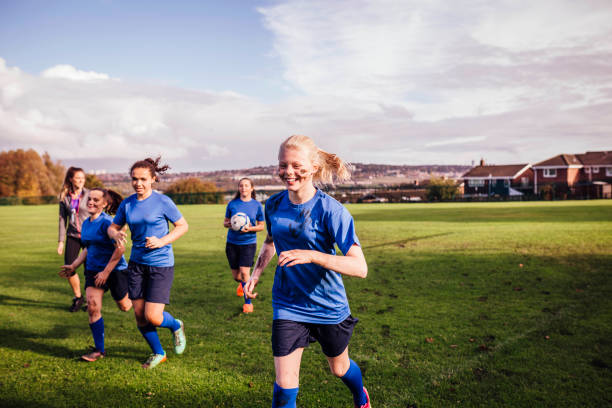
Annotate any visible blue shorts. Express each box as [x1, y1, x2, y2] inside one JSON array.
[[84, 268, 129, 301], [127, 261, 174, 304], [272, 315, 359, 357], [225, 242, 257, 269]]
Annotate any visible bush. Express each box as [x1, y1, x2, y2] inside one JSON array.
[[426, 177, 459, 201]]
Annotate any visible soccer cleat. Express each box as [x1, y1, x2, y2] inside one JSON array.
[[173, 320, 186, 354], [236, 283, 244, 297], [69, 296, 85, 312], [142, 353, 167, 369], [81, 348, 105, 362], [356, 386, 371, 408], [242, 303, 253, 313]]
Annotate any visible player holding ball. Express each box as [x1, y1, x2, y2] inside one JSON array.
[[223, 178, 265, 313], [244, 135, 371, 408]]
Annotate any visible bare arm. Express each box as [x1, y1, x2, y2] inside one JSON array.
[[95, 244, 125, 286], [145, 217, 189, 249], [277, 244, 368, 279], [244, 234, 276, 299], [223, 217, 231, 228], [59, 248, 88, 278], [241, 220, 265, 233]]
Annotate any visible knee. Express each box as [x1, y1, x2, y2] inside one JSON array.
[[86, 299, 100, 317], [329, 361, 350, 378], [118, 301, 132, 312], [145, 311, 163, 326]]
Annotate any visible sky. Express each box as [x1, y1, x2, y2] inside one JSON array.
[[1, 0, 611, 172]]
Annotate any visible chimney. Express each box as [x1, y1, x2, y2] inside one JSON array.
[[480, 158, 485, 167]]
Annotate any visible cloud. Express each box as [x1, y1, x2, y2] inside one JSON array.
[[41, 64, 111, 81], [2, 0, 612, 171]]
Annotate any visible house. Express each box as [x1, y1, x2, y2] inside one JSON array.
[[533, 151, 612, 198], [462, 160, 533, 197]]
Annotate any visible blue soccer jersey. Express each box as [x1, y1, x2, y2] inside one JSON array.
[[265, 189, 360, 324], [81, 212, 128, 272], [225, 198, 264, 245], [113, 192, 183, 267]]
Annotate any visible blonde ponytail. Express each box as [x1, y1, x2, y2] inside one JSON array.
[[280, 135, 351, 184]]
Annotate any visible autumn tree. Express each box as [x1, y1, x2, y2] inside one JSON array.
[[85, 174, 105, 189], [426, 177, 459, 201], [0, 149, 65, 197], [165, 177, 218, 194]]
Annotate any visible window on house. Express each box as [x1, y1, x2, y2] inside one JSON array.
[[504, 180, 509, 187], [521, 177, 529, 187], [606, 168, 612, 176], [543, 169, 556, 177], [469, 179, 484, 187], [592, 167, 599, 173], [585, 167, 591, 174]]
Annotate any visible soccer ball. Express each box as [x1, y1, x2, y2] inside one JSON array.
[[230, 212, 250, 231]]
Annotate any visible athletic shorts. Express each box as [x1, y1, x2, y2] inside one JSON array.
[[272, 315, 359, 358], [225, 242, 257, 269], [84, 268, 129, 301], [127, 261, 174, 304], [64, 236, 84, 267]]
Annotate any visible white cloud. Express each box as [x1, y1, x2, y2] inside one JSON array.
[[41, 64, 111, 81]]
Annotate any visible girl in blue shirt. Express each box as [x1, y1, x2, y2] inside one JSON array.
[[60, 188, 132, 362], [245, 135, 371, 408], [223, 178, 265, 313], [108, 157, 189, 369]]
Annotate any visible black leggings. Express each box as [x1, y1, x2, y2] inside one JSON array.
[[64, 236, 84, 268]]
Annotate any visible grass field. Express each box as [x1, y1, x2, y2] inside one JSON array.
[[0, 200, 611, 407]]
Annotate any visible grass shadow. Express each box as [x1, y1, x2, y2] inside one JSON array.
[[362, 232, 453, 250]]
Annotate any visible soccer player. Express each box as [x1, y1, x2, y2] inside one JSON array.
[[57, 167, 90, 312], [60, 188, 132, 362], [244, 135, 371, 408], [107, 157, 188, 369], [223, 177, 265, 313]]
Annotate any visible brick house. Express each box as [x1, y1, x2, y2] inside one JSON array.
[[533, 151, 612, 198], [462, 160, 533, 197]]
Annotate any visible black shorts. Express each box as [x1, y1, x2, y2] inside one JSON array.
[[127, 261, 174, 304], [225, 242, 257, 269], [64, 236, 84, 267], [84, 268, 129, 301], [272, 315, 359, 358]]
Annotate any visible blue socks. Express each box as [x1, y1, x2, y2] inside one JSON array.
[[89, 317, 105, 353], [138, 325, 164, 355], [341, 359, 367, 406], [159, 311, 181, 332], [272, 382, 298, 408], [242, 282, 251, 304]]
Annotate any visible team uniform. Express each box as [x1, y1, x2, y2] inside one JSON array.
[[80, 211, 129, 356], [225, 198, 265, 269], [264, 188, 360, 356], [112, 191, 185, 361], [81, 212, 129, 299], [265, 188, 369, 407]]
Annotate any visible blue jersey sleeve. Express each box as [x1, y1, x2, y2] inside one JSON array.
[[225, 203, 231, 218], [162, 195, 182, 223], [326, 206, 360, 255], [113, 200, 127, 226], [256, 202, 264, 222]]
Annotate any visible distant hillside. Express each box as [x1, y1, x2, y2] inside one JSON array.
[[98, 163, 471, 194]]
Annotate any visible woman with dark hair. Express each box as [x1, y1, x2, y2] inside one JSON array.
[[223, 177, 265, 313], [60, 188, 132, 362], [108, 157, 189, 369], [57, 166, 90, 312]]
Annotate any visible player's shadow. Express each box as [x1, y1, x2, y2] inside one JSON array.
[[0, 325, 77, 358], [362, 232, 452, 250], [0, 293, 67, 311]]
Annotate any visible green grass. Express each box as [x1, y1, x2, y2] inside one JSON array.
[[0, 200, 611, 407]]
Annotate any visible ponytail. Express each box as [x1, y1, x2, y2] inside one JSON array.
[[130, 156, 170, 181], [280, 135, 351, 184], [91, 188, 123, 215]]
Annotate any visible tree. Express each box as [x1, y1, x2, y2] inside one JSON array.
[[0, 149, 65, 197], [165, 177, 218, 194], [426, 177, 458, 201], [85, 174, 105, 189]]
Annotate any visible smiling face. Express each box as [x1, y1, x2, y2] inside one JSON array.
[[131, 167, 154, 198], [87, 189, 106, 216], [71, 171, 86, 191], [278, 146, 318, 193], [238, 179, 254, 199]]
